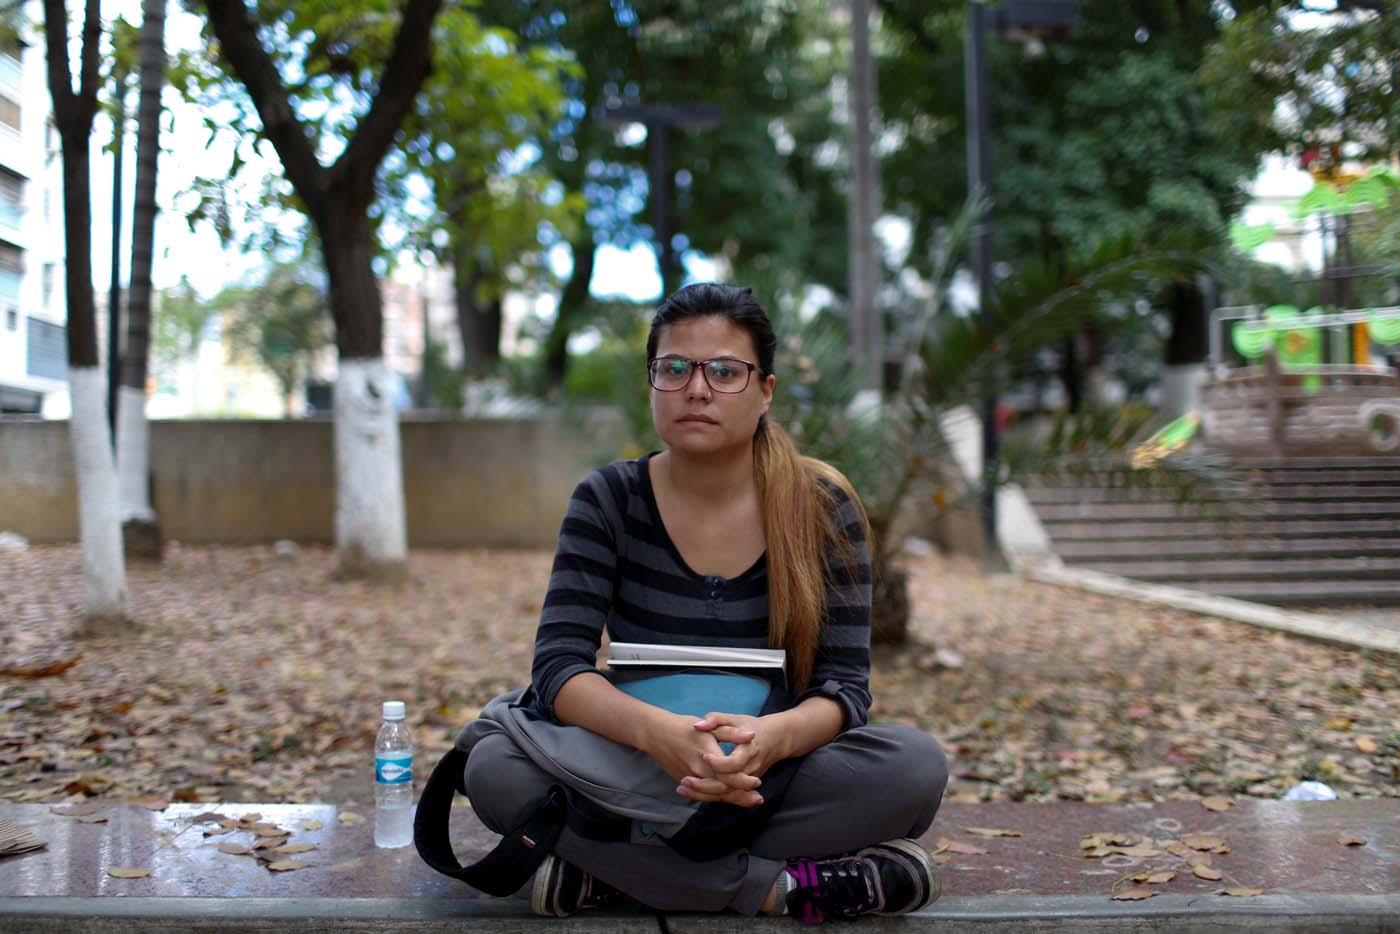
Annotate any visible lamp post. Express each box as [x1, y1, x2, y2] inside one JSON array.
[[599, 104, 722, 295], [963, 0, 1075, 568]]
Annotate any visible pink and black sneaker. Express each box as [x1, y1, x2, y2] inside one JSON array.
[[783, 838, 941, 924]]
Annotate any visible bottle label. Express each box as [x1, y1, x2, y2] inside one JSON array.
[[375, 754, 412, 784]]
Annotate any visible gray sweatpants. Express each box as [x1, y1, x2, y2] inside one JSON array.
[[464, 725, 948, 915]]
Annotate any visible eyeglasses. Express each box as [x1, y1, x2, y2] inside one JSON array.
[[647, 355, 758, 393]]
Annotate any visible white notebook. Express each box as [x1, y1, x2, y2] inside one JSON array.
[[606, 642, 786, 669]]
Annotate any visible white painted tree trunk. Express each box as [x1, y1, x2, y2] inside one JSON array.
[[1160, 363, 1206, 421], [68, 367, 127, 622], [334, 358, 407, 575], [117, 385, 155, 523]]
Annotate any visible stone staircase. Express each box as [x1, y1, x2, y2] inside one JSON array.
[[1024, 457, 1400, 606]]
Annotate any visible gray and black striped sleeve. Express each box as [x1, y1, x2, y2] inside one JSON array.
[[530, 467, 624, 719], [795, 484, 874, 730]]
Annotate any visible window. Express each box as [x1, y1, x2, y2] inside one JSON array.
[[42, 262, 55, 308], [0, 94, 18, 132], [0, 242, 20, 274], [0, 168, 21, 203], [4, 307, 15, 330], [26, 316, 66, 380]]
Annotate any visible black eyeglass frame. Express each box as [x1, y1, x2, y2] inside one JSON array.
[[646, 355, 760, 394]]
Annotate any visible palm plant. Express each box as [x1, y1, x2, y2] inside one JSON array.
[[777, 201, 1215, 642]]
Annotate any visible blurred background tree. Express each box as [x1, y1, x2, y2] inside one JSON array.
[[220, 260, 334, 419]]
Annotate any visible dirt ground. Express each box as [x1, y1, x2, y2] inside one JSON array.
[[2, 543, 1397, 807]]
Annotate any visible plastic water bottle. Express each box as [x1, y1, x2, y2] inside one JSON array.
[[1283, 780, 1338, 801], [374, 700, 414, 848]]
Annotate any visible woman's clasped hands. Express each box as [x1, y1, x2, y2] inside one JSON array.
[[682, 712, 781, 808]]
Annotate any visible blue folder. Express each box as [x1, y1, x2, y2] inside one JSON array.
[[613, 671, 771, 753]]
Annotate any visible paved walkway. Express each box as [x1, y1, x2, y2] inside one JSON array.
[[2, 799, 1397, 931]]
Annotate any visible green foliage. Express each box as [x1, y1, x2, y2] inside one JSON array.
[[219, 259, 334, 403], [421, 335, 465, 411], [878, 0, 1263, 279], [386, 6, 583, 306], [151, 276, 217, 370], [1202, 4, 1398, 161]]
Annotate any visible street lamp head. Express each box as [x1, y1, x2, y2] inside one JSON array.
[[995, 0, 1077, 42], [597, 103, 723, 133]]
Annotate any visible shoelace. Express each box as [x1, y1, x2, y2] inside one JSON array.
[[785, 856, 884, 924]]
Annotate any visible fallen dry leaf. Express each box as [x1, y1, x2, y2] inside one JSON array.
[[1337, 835, 1367, 847], [0, 656, 80, 678], [1132, 870, 1177, 884], [202, 826, 233, 837], [1354, 736, 1377, 754], [1201, 796, 1232, 812], [1183, 851, 1213, 868], [1219, 887, 1265, 897], [1183, 834, 1226, 851], [217, 842, 251, 855], [252, 836, 290, 850], [935, 837, 989, 855], [251, 823, 287, 837], [190, 812, 229, 823], [75, 813, 108, 824], [106, 867, 151, 879], [964, 827, 1022, 838], [267, 859, 311, 872], [271, 843, 317, 856], [336, 812, 364, 825], [1110, 844, 1163, 858], [238, 813, 263, 826], [50, 804, 101, 817], [1112, 886, 1158, 901], [6, 546, 1398, 815], [300, 820, 324, 831], [1193, 865, 1224, 881], [1165, 841, 1191, 857]]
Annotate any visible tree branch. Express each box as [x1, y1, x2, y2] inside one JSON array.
[[201, 0, 328, 217], [328, 0, 445, 206], [41, 0, 73, 123]]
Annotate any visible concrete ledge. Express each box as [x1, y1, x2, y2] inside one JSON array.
[[1027, 562, 1400, 656], [4, 894, 1400, 933]]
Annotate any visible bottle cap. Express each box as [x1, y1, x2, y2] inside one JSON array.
[[382, 700, 406, 721]]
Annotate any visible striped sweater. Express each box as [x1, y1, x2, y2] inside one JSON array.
[[531, 452, 874, 730]]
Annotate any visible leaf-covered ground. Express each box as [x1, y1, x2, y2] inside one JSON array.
[[2, 544, 1397, 807]]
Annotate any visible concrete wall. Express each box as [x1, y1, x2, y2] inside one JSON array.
[[0, 414, 628, 548]]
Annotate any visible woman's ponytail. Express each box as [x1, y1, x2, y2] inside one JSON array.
[[754, 418, 867, 693]]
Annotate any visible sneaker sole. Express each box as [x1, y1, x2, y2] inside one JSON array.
[[530, 855, 566, 917], [870, 838, 941, 913]]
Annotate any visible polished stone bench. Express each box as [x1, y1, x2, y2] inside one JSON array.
[[1, 799, 1397, 932]]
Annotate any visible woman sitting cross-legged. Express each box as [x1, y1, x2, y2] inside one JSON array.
[[464, 283, 949, 923]]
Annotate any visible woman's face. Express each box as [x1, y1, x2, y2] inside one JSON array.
[[649, 315, 776, 459]]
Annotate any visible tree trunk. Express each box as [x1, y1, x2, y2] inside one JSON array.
[[452, 253, 501, 380], [119, 0, 167, 559], [45, 0, 127, 625], [1059, 334, 1082, 413], [543, 231, 596, 389], [847, 0, 882, 395], [107, 63, 126, 440], [869, 554, 910, 645], [332, 358, 408, 579], [1161, 279, 1208, 419], [321, 206, 406, 578], [202, 0, 442, 578]]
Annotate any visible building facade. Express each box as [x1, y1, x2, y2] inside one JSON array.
[[0, 29, 67, 415]]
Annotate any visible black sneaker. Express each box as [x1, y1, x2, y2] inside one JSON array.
[[784, 838, 940, 924], [530, 854, 625, 917]]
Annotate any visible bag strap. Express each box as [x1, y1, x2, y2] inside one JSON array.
[[413, 747, 566, 897]]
